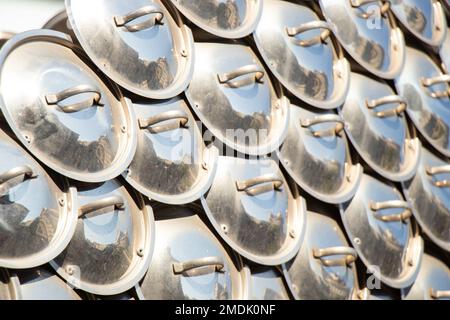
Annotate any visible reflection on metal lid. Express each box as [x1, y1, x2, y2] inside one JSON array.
[[341, 72, 421, 182], [254, 0, 350, 109], [244, 265, 290, 300], [340, 174, 423, 289], [124, 97, 218, 205], [50, 179, 155, 295], [440, 28, 450, 73], [0, 129, 77, 269], [201, 156, 306, 266], [66, 0, 194, 99], [0, 30, 137, 182], [0, 269, 21, 300]]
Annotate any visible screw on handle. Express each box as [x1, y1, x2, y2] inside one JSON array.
[[235, 173, 284, 196], [114, 5, 164, 32], [78, 195, 125, 218], [0, 165, 36, 185], [217, 65, 265, 88], [429, 288, 450, 299], [300, 114, 345, 138], [369, 200, 412, 223], [426, 165, 450, 188], [285, 20, 332, 47], [45, 84, 103, 113], [365, 95, 407, 118], [421, 74, 450, 99], [313, 246, 358, 267], [138, 110, 189, 134], [172, 257, 225, 275]]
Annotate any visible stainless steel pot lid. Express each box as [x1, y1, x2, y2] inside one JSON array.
[[402, 253, 450, 300], [185, 42, 289, 156], [339, 173, 423, 288], [42, 10, 72, 34], [50, 179, 155, 295], [440, 28, 450, 73], [253, 0, 350, 109], [340, 72, 421, 182], [0, 269, 21, 300], [136, 204, 246, 300], [123, 97, 218, 205], [277, 104, 363, 204], [15, 268, 81, 300], [395, 46, 450, 157], [390, 0, 447, 47], [318, 0, 405, 79], [402, 147, 450, 251], [201, 156, 306, 266], [243, 265, 290, 300], [169, 0, 262, 39], [282, 211, 362, 300], [0, 129, 77, 269], [0, 30, 137, 183], [66, 0, 194, 99]]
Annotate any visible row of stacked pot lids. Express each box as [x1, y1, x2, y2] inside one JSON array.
[[0, 0, 448, 299]]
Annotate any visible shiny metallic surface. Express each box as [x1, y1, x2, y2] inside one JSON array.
[[340, 174, 423, 288], [66, 0, 194, 99], [278, 104, 362, 204], [0, 30, 137, 182], [244, 266, 290, 300], [0, 129, 77, 269], [124, 97, 218, 204], [283, 211, 361, 300], [395, 46, 450, 157], [169, 0, 262, 39], [440, 28, 450, 72], [390, 0, 447, 47], [201, 156, 306, 266], [253, 0, 350, 109], [402, 254, 450, 300], [42, 10, 71, 34], [340, 72, 421, 181], [50, 179, 155, 295], [319, 0, 405, 79], [186, 42, 289, 156], [136, 204, 245, 300], [403, 147, 450, 251], [0, 269, 21, 300]]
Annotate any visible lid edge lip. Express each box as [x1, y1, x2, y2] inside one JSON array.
[[170, 0, 263, 39], [338, 205, 424, 289], [65, 0, 196, 100], [0, 270, 22, 300], [199, 192, 306, 267], [49, 199, 155, 296]]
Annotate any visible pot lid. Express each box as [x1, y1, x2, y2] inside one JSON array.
[[390, 0, 447, 47], [243, 265, 290, 300], [136, 204, 245, 300], [0, 30, 137, 183], [402, 254, 450, 300], [402, 147, 450, 251], [395, 46, 450, 158], [201, 156, 306, 266], [50, 179, 155, 295], [253, 0, 350, 109], [340, 72, 421, 182], [15, 268, 81, 300], [185, 42, 289, 156], [169, 0, 262, 39], [440, 28, 450, 73], [277, 104, 363, 204], [42, 10, 72, 35], [0, 129, 77, 269], [340, 173, 423, 288], [318, 0, 405, 79], [66, 0, 194, 99], [282, 211, 361, 300], [0, 269, 21, 300], [123, 97, 218, 204]]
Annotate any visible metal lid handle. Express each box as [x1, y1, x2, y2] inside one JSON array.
[[421, 75, 450, 99], [217, 65, 265, 88], [426, 165, 450, 188], [313, 246, 358, 267], [285, 20, 331, 47], [300, 114, 345, 138], [114, 5, 164, 32], [350, 0, 390, 19], [366, 95, 407, 118], [79, 195, 125, 218], [138, 110, 189, 134], [45, 84, 104, 113], [236, 173, 284, 196], [369, 200, 412, 222], [0, 165, 36, 185], [430, 289, 450, 299], [172, 257, 225, 275]]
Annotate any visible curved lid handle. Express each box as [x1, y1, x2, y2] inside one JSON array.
[[300, 114, 345, 138], [349, 0, 390, 19], [285, 20, 331, 47], [430, 288, 450, 299], [426, 165, 450, 188], [236, 173, 284, 196], [138, 110, 189, 134], [369, 200, 412, 223], [421, 74, 450, 99], [78, 195, 125, 218], [172, 257, 225, 275], [45, 84, 104, 113], [0, 165, 36, 185], [366, 95, 407, 118], [217, 64, 265, 88], [114, 5, 164, 32], [313, 246, 358, 267]]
